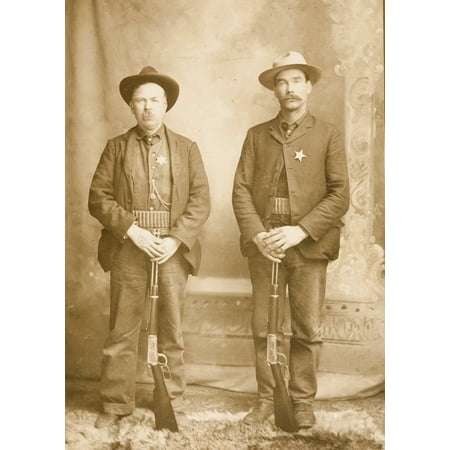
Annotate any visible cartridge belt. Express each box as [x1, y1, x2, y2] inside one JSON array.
[[272, 197, 291, 215], [133, 210, 170, 235]]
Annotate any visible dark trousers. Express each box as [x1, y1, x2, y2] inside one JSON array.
[[100, 239, 189, 415], [248, 248, 328, 405]]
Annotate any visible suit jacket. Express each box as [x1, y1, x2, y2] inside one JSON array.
[[88, 125, 210, 275], [232, 112, 349, 260]]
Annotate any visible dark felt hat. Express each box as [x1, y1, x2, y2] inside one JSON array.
[[258, 51, 321, 90], [119, 66, 179, 111]]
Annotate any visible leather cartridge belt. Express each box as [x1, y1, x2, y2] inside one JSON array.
[[272, 197, 291, 215], [133, 210, 170, 235]]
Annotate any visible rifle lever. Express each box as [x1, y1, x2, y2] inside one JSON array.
[[158, 353, 172, 381], [277, 352, 290, 382]]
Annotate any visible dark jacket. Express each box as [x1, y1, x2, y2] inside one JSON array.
[[88, 125, 210, 275], [232, 112, 349, 260]]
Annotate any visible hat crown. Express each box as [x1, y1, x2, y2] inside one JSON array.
[[119, 66, 179, 110], [138, 66, 158, 76], [258, 51, 321, 90], [272, 51, 308, 68]]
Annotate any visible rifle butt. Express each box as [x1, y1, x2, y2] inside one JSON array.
[[151, 365, 179, 432], [270, 363, 299, 433]]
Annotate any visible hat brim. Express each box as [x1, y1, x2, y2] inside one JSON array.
[[258, 64, 322, 90], [119, 73, 179, 111]]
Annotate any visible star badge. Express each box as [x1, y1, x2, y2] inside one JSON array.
[[155, 155, 167, 166], [294, 149, 307, 162]]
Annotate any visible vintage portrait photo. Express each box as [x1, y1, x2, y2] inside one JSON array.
[[66, 0, 385, 447], [6, 1, 450, 449]]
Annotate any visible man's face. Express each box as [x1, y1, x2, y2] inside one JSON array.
[[273, 68, 312, 112], [130, 82, 168, 132]]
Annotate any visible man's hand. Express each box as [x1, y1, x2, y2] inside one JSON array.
[[263, 226, 308, 252], [153, 237, 181, 264], [252, 231, 285, 263], [126, 224, 165, 258]]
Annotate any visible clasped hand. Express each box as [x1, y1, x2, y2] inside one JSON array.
[[253, 226, 307, 262], [126, 224, 181, 264]]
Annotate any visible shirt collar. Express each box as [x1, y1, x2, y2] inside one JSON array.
[[136, 125, 164, 140], [277, 111, 309, 129]]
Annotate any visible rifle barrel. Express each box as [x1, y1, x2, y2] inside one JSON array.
[[146, 247, 179, 432], [267, 261, 279, 336], [148, 260, 159, 335], [266, 261, 299, 433]]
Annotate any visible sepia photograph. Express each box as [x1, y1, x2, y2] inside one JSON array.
[[65, 0, 385, 448], [5, 1, 450, 449]]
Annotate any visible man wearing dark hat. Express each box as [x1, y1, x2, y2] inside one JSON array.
[[89, 67, 210, 428], [232, 51, 349, 428]]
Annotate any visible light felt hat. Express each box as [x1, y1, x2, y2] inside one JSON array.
[[119, 66, 179, 111], [258, 51, 322, 90]]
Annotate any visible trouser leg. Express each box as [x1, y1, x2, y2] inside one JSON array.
[[154, 249, 189, 399], [248, 254, 287, 403], [287, 258, 327, 404], [100, 241, 147, 415]]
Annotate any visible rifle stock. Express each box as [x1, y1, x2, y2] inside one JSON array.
[[150, 364, 178, 431], [267, 262, 299, 433], [147, 255, 178, 432]]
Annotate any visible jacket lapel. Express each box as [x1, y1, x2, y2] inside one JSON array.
[[268, 118, 283, 144], [164, 126, 182, 225], [164, 125, 181, 185], [123, 127, 138, 193]]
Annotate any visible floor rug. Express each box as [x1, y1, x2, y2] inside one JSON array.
[[66, 407, 384, 449]]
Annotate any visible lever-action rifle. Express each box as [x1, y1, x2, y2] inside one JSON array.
[[267, 261, 299, 432], [146, 242, 178, 432]]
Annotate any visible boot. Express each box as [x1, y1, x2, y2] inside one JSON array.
[[294, 402, 316, 428], [242, 401, 274, 425]]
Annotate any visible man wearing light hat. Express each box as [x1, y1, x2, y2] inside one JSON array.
[[89, 66, 210, 428], [232, 51, 349, 428]]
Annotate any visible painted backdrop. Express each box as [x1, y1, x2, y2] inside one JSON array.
[[66, 0, 384, 398]]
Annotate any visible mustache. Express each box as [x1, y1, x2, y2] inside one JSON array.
[[282, 94, 302, 101]]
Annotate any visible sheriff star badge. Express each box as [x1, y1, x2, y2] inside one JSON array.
[[294, 149, 307, 162], [155, 155, 167, 166]]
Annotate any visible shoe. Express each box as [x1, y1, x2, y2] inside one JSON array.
[[171, 396, 192, 413], [294, 402, 316, 429], [242, 401, 274, 425], [95, 412, 120, 428]]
